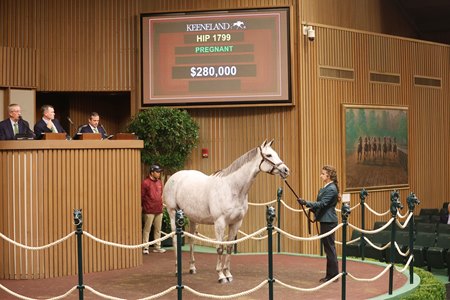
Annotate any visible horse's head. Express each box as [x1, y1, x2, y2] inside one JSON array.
[[258, 139, 290, 179]]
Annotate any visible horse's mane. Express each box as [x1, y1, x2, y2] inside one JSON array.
[[211, 147, 259, 177]]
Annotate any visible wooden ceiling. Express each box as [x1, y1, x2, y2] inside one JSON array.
[[395, 0, 450, 45]]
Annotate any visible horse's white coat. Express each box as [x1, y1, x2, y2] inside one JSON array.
[[163, 140, 290, 282]]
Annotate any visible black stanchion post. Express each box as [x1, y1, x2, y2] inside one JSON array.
[[406, 192, 420, 284], [341, 202, 351, 300], [359, 189, 368, 261], [389, 190, 402, 295], [175, 210, 185, 300], [277, 187, 282, 253], [266, 206, 276, 300], [73, 209, 84, 300]]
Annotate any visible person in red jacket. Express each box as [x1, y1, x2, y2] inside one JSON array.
[[142, 164, 166, 254]]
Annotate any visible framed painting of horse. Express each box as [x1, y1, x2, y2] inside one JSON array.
[[341, 104, 409, 191]]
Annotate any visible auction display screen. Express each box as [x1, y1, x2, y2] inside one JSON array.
[[141, 8, 291, 105]]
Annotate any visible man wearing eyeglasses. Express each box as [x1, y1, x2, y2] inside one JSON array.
[[0, 103, 34, 140]]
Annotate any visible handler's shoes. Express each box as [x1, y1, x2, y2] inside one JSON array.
[[143, 249, 149, 255], [153, 248, 166, 253]]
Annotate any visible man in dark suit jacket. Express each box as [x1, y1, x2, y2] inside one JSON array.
[[298, 165, 340, 283], [76, 112, 108, 139], [0, 104, 35, 140], [34, 104, 68, 139]]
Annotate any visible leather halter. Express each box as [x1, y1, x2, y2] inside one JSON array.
[[258, 146, 284, 175]]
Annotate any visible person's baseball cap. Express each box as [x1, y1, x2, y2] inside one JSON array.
[[150, 164, 163, 173]]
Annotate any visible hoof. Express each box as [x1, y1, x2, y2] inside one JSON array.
[[227, 276, 233, 282], [218, 278, 228, 284], [189, 269, 197, 274]]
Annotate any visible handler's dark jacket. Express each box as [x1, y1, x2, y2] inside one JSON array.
[[305, 183, 338, 223]]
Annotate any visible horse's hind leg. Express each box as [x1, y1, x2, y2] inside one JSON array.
[[169, 211, 178, 276], [188, 223, 197, 274]]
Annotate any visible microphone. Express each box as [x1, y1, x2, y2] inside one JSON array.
[[100, 124, 107, 134], [67, 116, 74, 125], [18, 115, 36, 138], [99, 124, 108, 139]]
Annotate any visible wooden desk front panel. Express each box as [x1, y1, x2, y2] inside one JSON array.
[[0, 141, 143, 279]]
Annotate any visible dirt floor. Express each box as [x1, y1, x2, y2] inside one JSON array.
[[0, 251, 409, 300]]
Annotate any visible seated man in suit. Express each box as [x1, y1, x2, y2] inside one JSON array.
[[0, 103, 35, 140], [77, 112, 108, 139], [34, 104, 68, 139]]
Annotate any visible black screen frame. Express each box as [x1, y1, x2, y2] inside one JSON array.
[[140, 7, 292, 107]]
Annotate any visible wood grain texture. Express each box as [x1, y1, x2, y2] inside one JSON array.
[[0, 141, 143, 279]]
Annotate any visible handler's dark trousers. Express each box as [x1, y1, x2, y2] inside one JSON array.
[[320, 222, 339, 279]]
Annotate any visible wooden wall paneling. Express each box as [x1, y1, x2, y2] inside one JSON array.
[[1, 141, 142, 279], [110, 149, 117, 270], [31, 0, 138, 91], [0, 47, 37, 88], [117, 149, 124, 269]]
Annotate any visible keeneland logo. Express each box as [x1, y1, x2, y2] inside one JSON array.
[[186, 21, 246, 32]]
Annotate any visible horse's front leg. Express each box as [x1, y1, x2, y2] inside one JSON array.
[[216, 245, 227, 283], [223, 222, 241, 282], [214, 219, 227, 284]]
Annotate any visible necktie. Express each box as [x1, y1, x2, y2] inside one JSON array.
[[13, 123, 19, 135], [52, 126, 57, 133], [93, 127, 99, 133]]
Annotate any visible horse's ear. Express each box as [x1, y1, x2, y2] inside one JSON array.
[[267, 139, 274, 146], [261, 139, 268, 147]]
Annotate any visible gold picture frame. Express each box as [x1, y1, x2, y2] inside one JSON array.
[[342, 104, 409, 192]]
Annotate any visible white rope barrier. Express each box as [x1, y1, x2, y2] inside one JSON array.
[[184, 280, 267, 299], [84, 285, 127, 300], [279, 199, 310, 213], [0, 192, 420, 300], [395, 255, 414, 273], [346, 236, 361, 245], [396, 210, 409, 219], [274, 223, 344, 241], [347, 264, 391, 282], [136, 286, 178, 300], [237, 229, 276, 240], [0, 232, 76, 251], [364, 203, 391, 216], [335, 202, 360, 212], [396, 213, 413, 229], [335, 236, 361, 246], [0, 219, 418, 300], [184, 227, 267, 246], [248, 199, 277, 206], [394, 242, 410, 257], [85, 284, 178, 300], [0, 284, 77, 300], [275, 273, 343, 292], [83, 231, 175, 249], [363, 236, 391, 250], [348, 218, 395, 234], [195, 230, 275, 242]]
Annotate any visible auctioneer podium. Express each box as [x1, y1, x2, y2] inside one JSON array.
[[0, 139, 143, 279]]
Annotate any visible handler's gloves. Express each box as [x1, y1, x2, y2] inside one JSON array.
[[297, 198, 307, 206]]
